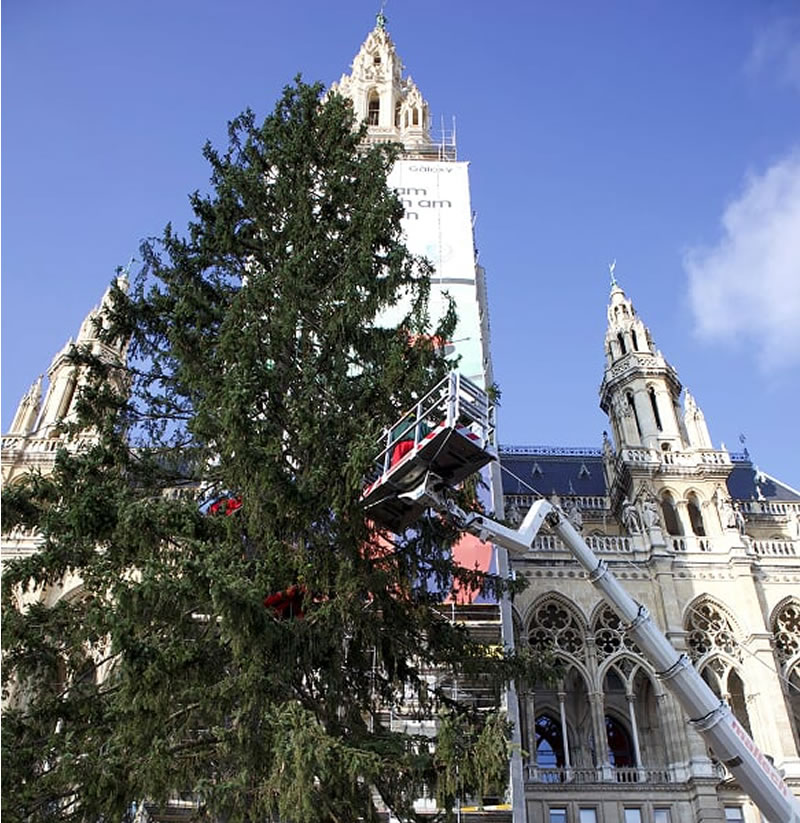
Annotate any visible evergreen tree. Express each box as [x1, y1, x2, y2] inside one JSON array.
[[2, 80, 549, 822]]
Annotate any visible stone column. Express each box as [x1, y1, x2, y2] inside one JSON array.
[[626, 693, 645, 779], [675, 501, 694, 540], [525, 692, 537, 783], [589, 690, 611, 780], [558, 690, 572, 775]]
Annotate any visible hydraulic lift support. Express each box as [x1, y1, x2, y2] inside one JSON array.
[[364, 374, 800, 823]]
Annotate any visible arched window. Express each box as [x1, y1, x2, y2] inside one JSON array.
[[648, 387, 663, 432], [535, 714, 566, 770], [368, 93, 380, 126], [631, 329, 639, 351], [605, 715, 635, 767], [771, 601, 800, 749], [617, 332, 627, 355], [687, 493, 705, 536], [660, 492, 682, 536], [412, 107, 419, 126], [727, 669, 752, 737]]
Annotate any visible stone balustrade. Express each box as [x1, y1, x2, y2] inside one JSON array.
[[525, 765, 671, 784]]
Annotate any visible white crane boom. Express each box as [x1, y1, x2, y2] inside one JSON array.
[[365, 373, 800, 822], [407, 479, 800, 823]]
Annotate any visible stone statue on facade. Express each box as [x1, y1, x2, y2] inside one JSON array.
[[602, 430, 614, 459], [642, 498, 661, 531], [566, 500, 583, 532], [714, 487, 736, 530], [622, 498, 642, 534], [734, 503, 747, 536]]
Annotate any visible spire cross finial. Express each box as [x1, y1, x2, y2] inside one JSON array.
[[608, 258, 617, 287], [376, 1, 387, 29]]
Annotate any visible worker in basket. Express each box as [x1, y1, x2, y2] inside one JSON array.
[[389, 416, 433, 466]]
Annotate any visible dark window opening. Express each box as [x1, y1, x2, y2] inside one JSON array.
[[649, 387, 663, 431], [661, 494, 682, 536], [627, 392, 642, 439], [606, 715, 635, 768], [631, 329, 639, 351], [688, 495, 705, 536], [617, 332, 627, 355], [536, 714, 566, 780], [368, 98, 380, 126]]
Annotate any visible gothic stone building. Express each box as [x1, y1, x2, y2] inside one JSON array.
[[4, 18, 800, 823]]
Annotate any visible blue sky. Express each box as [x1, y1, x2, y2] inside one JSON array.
[[3, 1, 800, 487]]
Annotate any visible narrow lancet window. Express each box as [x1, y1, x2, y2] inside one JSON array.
[[649, 387, 663, 431], [617, 332, 627, 355], [368, 94, 380, 126], [687, 494, 705, 536]]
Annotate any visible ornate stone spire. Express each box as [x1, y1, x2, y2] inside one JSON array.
[[330, 18, 432, 153], [599, 277, 683, 452], [9, 375, 43, 435]]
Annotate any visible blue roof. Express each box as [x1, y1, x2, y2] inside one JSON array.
[[727, 456, 800, 502], [498, 448, 800, 503], [499, 447, 607, 497]]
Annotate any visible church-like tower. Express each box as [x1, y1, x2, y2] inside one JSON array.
[[2, 274, 128, 495], [330, 12, 435, 156], [500, 273, 800, 823], [598, 279, 736, 547]]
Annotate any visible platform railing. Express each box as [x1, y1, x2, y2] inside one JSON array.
[[370, 372, 494, 483]]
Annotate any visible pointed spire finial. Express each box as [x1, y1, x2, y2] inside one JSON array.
[[608, 258, 618, 288], [376, 0, 387, 29]]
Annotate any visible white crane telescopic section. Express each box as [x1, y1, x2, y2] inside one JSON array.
[[462, 499, 800, 823], [365, 372, 800, 823]]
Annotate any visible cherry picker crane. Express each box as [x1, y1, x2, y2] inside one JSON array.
[[362, 371, 800, 823]]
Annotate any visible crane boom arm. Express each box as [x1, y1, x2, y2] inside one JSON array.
[[416, 485, 800, 823]]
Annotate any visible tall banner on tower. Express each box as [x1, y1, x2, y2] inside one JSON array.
[[387, 160, 486, 388], [386, 159, 500, 599]]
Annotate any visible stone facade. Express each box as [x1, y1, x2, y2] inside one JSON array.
[[501, 283, 800, 823]]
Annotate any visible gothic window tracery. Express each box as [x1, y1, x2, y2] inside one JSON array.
[[773, 601, 800, 667], [685, 601, 741, 662], [528, 600, 586, 658], [593, 605, 642, 661]]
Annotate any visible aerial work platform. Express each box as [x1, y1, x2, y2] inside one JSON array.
[[361, 372, 496, 532]]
